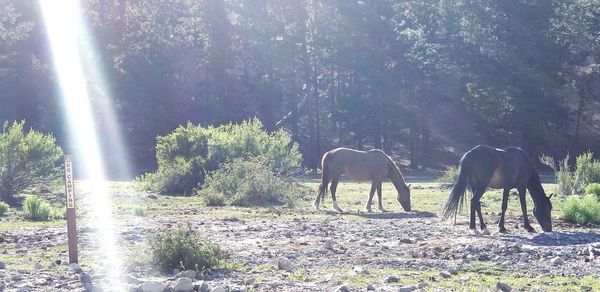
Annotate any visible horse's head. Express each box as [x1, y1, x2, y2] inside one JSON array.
[[533, 194, 553, 232], [397, 184, 411, 212]]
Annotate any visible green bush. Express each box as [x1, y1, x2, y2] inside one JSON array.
[[202, 193, 225, 207], [150, 226, 222, 274], [585, 183, 600, 200], [0, 201, 9, 216], [437, 166, 458, 183], [141, 118, 302, 196], [562, 194, 600, 225], [23, 196, 63, 221], [0, 121, 63, 205], [199, 157, 308, 207]]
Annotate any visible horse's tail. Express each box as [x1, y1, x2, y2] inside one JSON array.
[[316, 151, 332, 204], [442, 162, 469, 223]]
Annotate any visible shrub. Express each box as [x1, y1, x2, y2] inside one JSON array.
[[0, 201, 8, 216], [437, 166, 458, 183], [142, 118, 302, 196], [23, 196, 51, 220], [562, 194, 600, 225], [540, 154, 574, 197], [0, 121, 63, 205], [585, 183, 600, 200], [133, 206, 145, 216], [202, 193, 225, 207], [573, 151, 600, 193], [150, 226, 222, 274], [198, 157, 309, 207], [23, 196, 65, 221]]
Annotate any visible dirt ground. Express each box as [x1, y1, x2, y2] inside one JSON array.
[[1, 181, 599, 291]]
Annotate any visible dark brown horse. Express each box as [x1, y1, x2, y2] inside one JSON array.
[[313, 147, 411, 213], [443, 145, 553, 233]]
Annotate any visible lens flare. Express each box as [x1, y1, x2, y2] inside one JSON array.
[[40, 0, 126, 289]]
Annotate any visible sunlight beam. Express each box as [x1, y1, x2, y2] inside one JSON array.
[[39, 0, 125, 289]]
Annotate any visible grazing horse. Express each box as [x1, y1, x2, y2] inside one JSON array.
[[313, 147, 411, 213], [443, 145, 553, 233]]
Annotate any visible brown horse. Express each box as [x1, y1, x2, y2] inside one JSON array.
[[313, 147, 411, 213]]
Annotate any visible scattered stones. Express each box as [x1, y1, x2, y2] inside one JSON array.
[[366, 284, 375, 290], [173, 277, 193, 292], [457, 275, 470, 283], [34, 261, 43, 270], [384, 275, 399, 283], [139, 281, 167, 292], [496, 281, 512, 292], [277, 257, 293, 271], [0, 261, 5, 269], [439, 271, 452, 278]]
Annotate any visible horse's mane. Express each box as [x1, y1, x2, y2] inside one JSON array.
[[528, 171, 552, 208], [382, 153, 407, 186]]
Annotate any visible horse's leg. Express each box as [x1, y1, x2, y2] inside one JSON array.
[[376, 180, 386, 212], [472, 185, 488, 234], [313, 174, 330, 210], [518, 187, 535, 232], [330, 176, 343, 212], [498, 188, 510, 233], [364, 181, 376, 213]]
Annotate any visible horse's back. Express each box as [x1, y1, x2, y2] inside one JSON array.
[[324, 147, 389, 180], [461, 145, 534, 189]]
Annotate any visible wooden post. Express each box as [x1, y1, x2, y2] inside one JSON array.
[[64, 155, 78, 264]]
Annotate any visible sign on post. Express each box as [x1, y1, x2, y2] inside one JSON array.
[[64, 155, 78, 263]]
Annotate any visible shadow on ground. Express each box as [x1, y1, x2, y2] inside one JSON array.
[[499, 231, 600, 246], [324, 211, 438, 219]]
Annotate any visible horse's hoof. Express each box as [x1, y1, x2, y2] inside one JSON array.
[[363, 208, 373, 213], [526, 227, 536, 233], [481, 229, 490, 235], [333, 207, 344, 213], [312, 202, 320, 210], [469, 229, 480, 235], [499, 227, 508, 234], [378, 208, 387, 213]]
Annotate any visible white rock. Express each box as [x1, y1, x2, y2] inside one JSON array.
[[398, 285, 418, 292], [277, 257, 293, 271], [175, 270, 196, 279], [324, 239, 334, 250], [439, 271, 452, 278], [173, 278, 193, 292], [497, 281, 512, 292], [334, 284, 350, 292], [353, 265, 369, 275], [139, 281, 166, 292], [458, 275, 470, 283], [34, 261, 43, 270], [550, 256, 564, 266], [194, 281, 209, 292], [69, 263, 82, 273]]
